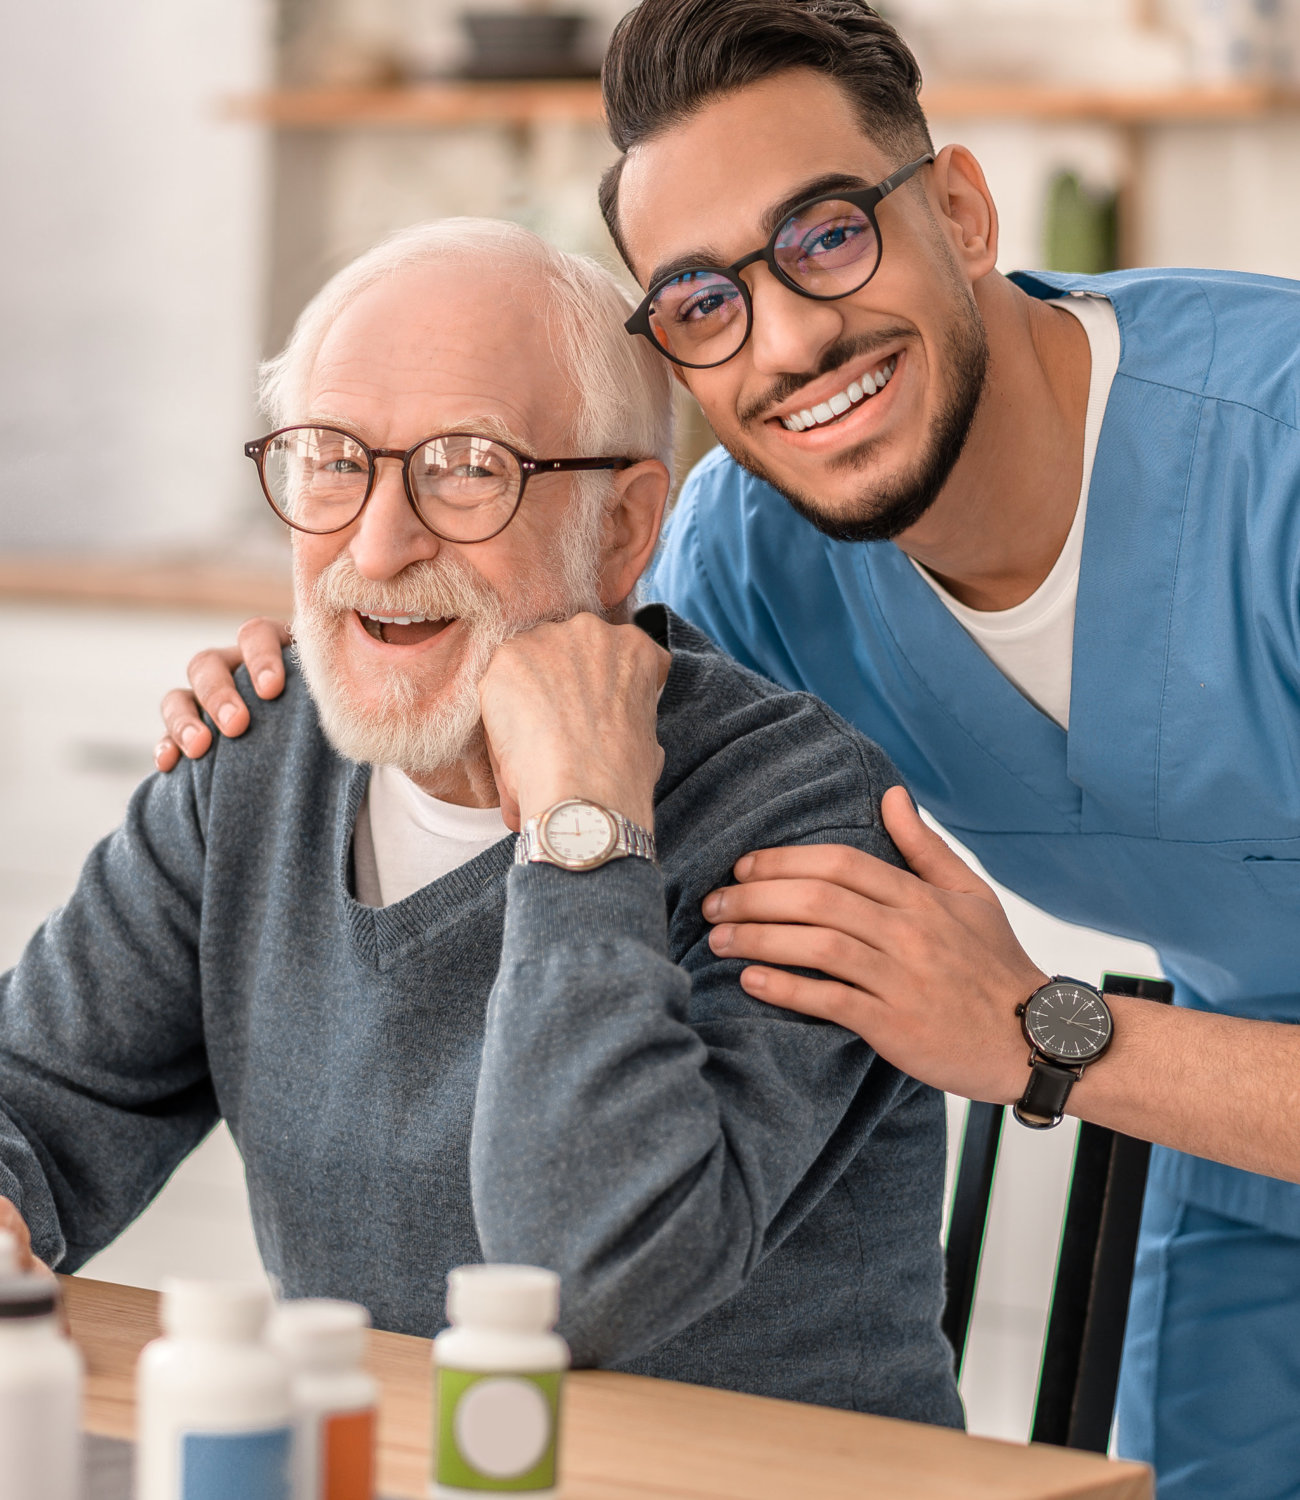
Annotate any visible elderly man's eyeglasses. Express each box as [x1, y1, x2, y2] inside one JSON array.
[[625, 153, 934, 370], [245, 427, 633, 544]]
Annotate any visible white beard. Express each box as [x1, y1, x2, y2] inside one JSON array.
[[291, 492, 605, 778]]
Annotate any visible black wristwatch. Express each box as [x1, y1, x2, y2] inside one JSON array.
[[1013, 976, 1114, 1129]]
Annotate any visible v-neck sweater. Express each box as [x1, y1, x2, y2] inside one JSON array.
[[0, 606, 961, 1427]]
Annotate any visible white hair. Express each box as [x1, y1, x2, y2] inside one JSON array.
[[258, 217, 675, 471]]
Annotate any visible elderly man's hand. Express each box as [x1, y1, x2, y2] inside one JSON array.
[[0, 1196, 49, 1276], [479, 613, 668, 833], [703, 787, 1048, 1103]]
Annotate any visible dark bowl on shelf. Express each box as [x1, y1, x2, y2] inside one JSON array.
[[460, 11, 596, 79]]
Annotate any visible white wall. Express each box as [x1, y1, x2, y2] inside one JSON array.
[[0, 0, 272, 555]]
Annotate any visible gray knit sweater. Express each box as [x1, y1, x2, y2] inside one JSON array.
[[0, 606, 961, 1426]]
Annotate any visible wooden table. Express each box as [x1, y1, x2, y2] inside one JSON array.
[[65, 1277, 1150, 1500]]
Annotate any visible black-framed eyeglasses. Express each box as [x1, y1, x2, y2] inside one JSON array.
[[244, 426, 633, 544], [625, 153, 934, 370]]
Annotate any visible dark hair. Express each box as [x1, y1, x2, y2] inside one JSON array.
[[599, 0, 933, 266]]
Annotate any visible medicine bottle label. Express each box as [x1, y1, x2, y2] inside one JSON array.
[[322, 1408, 376, 1500], [434, 1369, 561, 1493], [180, 1426, 292, 1500]]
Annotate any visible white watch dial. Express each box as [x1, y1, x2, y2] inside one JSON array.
[[540, 801, 617, 867]]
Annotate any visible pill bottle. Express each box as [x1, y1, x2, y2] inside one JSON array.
[[268, 1298, 377, 1500], [0, 1233, 83, 1500], [431, 1265, 568, 1499], [137, 1279, 293, 1500]]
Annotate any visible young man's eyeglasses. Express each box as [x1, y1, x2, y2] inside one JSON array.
[[244, 427, 632, 544], [625, 153, 934, 371]]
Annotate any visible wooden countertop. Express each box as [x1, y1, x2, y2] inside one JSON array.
[[65, 1276, 1151, 1500]]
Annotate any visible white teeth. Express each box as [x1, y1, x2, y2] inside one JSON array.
[[360, 611, 428, 625], [780, 357, 898, 432]]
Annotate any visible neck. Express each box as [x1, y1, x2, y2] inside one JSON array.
[[407, 726, 500, 808], [895, 272, 1091, 612]]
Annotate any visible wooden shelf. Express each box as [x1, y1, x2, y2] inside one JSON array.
[[0, 553, 292, 616], [225, 78, 1300, 130]]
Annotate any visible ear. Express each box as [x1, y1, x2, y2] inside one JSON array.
[[597, 458, 671, 611], [930, 144, 999, 285]]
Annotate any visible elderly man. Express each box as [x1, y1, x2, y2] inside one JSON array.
[[0, 220, 962, 1424]]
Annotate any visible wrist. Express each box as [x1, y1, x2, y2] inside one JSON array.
[[517, 778, 655, 833]]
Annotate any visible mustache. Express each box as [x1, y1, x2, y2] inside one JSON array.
[[737, 327, 914, 426], [302, 552, 501, 623]]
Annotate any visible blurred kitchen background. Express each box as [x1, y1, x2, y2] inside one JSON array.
[[2, 0, 1297, 1445]]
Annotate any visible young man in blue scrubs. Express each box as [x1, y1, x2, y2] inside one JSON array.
[[156, 1, 1299, 1492], [593, 2, 1300, 1494]]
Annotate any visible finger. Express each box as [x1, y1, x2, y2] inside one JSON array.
[[154, 737, 181, 774], [703, 876, 900, 953], [880, 786, 992, 897], [482, 731, 520, 833], [709, 917, 898, 994], [161, 689, 215, 759], [237, 618, 290, 700], [732, 842, 917, 906], [738, 965, 878, 1032], [185, 650, 252, 738]]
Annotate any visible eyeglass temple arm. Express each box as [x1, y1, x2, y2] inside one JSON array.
[[528, 457, 635, 473], [877, 152, 936, 200]]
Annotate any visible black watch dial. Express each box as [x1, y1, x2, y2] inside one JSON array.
[[1020, 980, 1113, 1064]]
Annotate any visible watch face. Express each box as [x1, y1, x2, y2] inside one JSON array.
[[1022, 981, 1113, 1063], [539, 801, 617, 869]]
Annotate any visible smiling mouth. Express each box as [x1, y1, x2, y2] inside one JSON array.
[[776, 354, 898, 433], [356, 610, 456, 647]]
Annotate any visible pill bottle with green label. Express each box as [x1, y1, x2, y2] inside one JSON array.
[[431, 1265, 568, 1499]]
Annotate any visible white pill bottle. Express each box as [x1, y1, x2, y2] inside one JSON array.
[[431, 1265, 569, 1500], [0, 1232, 83, 1500], [136, 1280, 293, 1500], [268, 1298, 377, 1500]]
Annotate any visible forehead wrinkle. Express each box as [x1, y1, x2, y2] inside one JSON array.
[[301, 409, 535, 453]]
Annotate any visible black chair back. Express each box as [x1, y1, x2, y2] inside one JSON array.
[[942, 973, 1174, 1448]]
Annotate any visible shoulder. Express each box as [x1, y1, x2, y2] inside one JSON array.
[[645, 605, 901, 871], [1013, 266, 1300, 430]]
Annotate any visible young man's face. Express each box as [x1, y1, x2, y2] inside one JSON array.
[[617, 68, 989, 542]]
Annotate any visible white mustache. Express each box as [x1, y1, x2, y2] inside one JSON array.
[[305, 553, 502, 625]]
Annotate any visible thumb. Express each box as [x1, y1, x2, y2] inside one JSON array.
[[881, 785, 987, 895]]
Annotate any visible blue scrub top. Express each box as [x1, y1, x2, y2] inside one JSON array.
[[646, 267, 1300, 1236]]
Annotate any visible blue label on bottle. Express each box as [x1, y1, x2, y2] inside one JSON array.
[[180, 1427, 292, 1500]]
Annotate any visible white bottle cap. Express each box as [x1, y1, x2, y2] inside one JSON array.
[[161, 1279, 271, 1342], [0, 1231, 18, 1279], [445, 1265, 560, 1332], [267, 1299, 370, 1370]]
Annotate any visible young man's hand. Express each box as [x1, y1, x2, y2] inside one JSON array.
[[479, 613, 668, 833], [155, 618, 291, 771], [703, 786, 1048, 1103]]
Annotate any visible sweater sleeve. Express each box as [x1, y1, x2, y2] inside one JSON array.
[[470, 810, 908, 1368], [0, 762, 218, 1270]]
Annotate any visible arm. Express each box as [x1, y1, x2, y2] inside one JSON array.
[[470, 616, 906, 1364], [154, 617, 290, 771], [0, 763, 219, 1267], [705, 787, 1300, 1184]]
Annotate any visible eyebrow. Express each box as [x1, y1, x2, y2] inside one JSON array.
[[302, 411, 533, 452], [645, 173, 874, 290]]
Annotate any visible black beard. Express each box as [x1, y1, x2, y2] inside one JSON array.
[[721, 306, 990, 545]]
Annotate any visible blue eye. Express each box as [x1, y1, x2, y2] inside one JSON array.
[[654, 272, 742, 328]]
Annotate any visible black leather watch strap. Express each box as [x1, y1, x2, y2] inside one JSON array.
[[1013, 1058, 1081, 1129]]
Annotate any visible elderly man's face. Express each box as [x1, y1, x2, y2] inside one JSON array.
[[290, 259, 604, 779]]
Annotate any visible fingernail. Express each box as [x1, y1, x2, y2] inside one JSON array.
[[257, 669, 277, 694], [735, 854, 754, 879], [181, 726, 201, 753], [702, 892, 723, 919], [742, 968, 767, 994], [154, 741, 170, 765], [218, 704, 240, 731], [710, 924, 734, 952]]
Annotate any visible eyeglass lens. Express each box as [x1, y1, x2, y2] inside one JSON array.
[[260, 428, 524, 540], [647, 198, 881, 367]]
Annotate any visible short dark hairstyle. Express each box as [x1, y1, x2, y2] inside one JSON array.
[[599, 0, 933, 268]]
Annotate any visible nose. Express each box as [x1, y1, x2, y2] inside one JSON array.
[[346, 456, 441, 581], [744, 269, 845, 379]]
